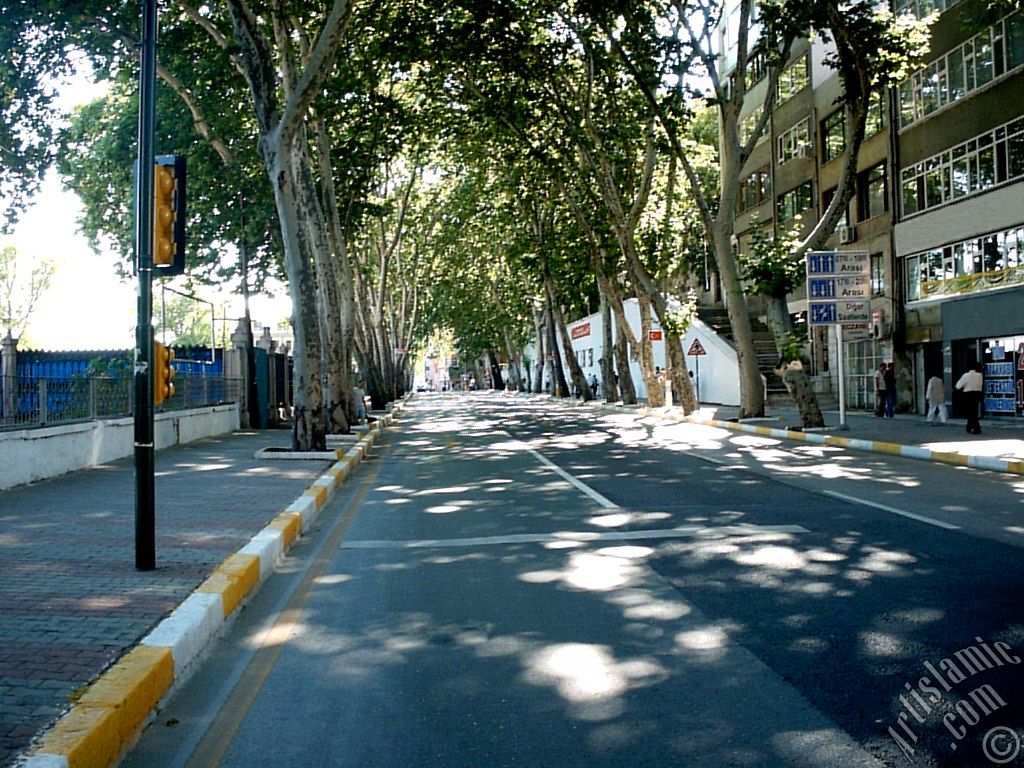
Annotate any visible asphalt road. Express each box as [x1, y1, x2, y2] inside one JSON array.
[[123, 393, 1024, 768]]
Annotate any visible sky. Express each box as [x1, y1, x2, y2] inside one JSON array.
[[0, 68, 291, 351]]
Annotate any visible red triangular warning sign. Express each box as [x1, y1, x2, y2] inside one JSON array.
[[687, 339, 707, 356]]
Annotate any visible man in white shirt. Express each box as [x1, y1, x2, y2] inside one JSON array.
[[925, 375, 947, 424], [954, 364, 984, 434]]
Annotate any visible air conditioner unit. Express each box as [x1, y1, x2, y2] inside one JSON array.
[[800, 142, 815, 158], [838, 225, 856, 244]]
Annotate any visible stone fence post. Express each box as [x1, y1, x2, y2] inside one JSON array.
[[226, 320, 250, 428], [1, 333, 17, 422]]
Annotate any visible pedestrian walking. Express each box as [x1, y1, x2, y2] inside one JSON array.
[[883, 362, 897, 418], [925, 374, 947, 424], [589, 373, 599, 398], [353, 378, 367, 424], [873, 363, 887, 417], [955, 363, 984, 434]]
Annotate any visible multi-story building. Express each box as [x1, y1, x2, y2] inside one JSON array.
[[715, 0, 1024, 419], [721, 22, 897, 411], [893, 0, 1024, 419]]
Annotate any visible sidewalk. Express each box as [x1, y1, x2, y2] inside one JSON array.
[[698, 403, 1024, 463], [0, 430, 331, 767]]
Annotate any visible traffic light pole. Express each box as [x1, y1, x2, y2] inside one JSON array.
[[133, 0, 158, 571]]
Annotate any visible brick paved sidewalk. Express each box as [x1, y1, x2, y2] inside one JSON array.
[[0, 430, 330, 767]]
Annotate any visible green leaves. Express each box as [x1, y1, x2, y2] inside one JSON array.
[[739, 223, 805, 299]]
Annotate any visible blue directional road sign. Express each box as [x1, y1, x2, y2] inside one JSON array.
[[806, 250, 870, 326]]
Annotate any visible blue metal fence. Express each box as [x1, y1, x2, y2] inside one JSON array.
[[1, 347, 238, 429]]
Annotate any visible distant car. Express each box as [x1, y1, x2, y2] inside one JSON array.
[[415, 384, 427, 392]]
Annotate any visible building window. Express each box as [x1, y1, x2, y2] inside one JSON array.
[[749, 47, 768, 83], [865, 91, 887, 136], [821, 110, 845, 163], [870, 252, 885, 296], [900, 115, 1024, 218], [776, 54, 810, 104], [894, 0, 963, 19], [898, 10, 1024, 129], [777, 181, 814, 222], [738, 167, 771, 212], [904, 224, 1024, 301], [739, 111, 767, 146], [821, 186, 851, 233], [777, 119, 810, 164], [859, 163, 887, 221]]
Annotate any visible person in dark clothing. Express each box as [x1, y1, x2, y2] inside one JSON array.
[[955, 363, 985, 434], [883, 362, 897, 418]]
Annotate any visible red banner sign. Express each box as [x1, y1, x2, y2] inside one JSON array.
[[649, 330, 663, 341], [571, 322, 591, 340]]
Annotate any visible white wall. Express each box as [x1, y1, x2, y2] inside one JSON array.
[[0, 404, 240, 490], [681, 317, 741, 406], [563, 299, 741, 405]]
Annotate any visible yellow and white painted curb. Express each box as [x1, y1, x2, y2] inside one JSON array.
[[17, 404, 405, 768], [554, 394, 1024, 477], [681, 415, 1024, 476]]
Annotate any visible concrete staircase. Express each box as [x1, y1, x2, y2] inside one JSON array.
[[696, 306, 790, 403]]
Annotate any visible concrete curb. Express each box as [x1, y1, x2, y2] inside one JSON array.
[[16, 398, 409, 768], [675, 416, 1024, 476], [539, 394, 1024, 477]]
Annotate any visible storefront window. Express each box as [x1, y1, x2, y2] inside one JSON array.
[[906, 224, 1024, 300], [928, 249, 944, 280], [983, 236, 1000, 271], [906, 257, 921, 301], [844, 339, 886, 411]]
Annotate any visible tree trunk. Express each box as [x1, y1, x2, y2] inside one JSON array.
[[554, 301, 593, 401], [487, 350, 505, 390], [312, 120, 356, 432], [666, 334, 697, 413], [636, 294, 664, 407], [766, 295, 824, 428], [268, 151, 326, 451], [503, 333, 523, 390], [599, 291, 618, 402], [546, 299, 570, 397], [533, 309, 546, 394], [614, 331, 636, 404], [604, 287, 638, 405], [294, 142, 349, 435], [713, 227, 765, 418]]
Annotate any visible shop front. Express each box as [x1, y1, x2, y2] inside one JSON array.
[[940, 287, 1024, 419]]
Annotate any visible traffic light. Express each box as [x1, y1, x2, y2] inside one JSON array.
[[151, 155, 187, 275], [153, 340, 176, 406]]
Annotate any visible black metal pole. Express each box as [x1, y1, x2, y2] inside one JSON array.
[[134, 0, 157, 571], [238, 191, 260, 428]]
